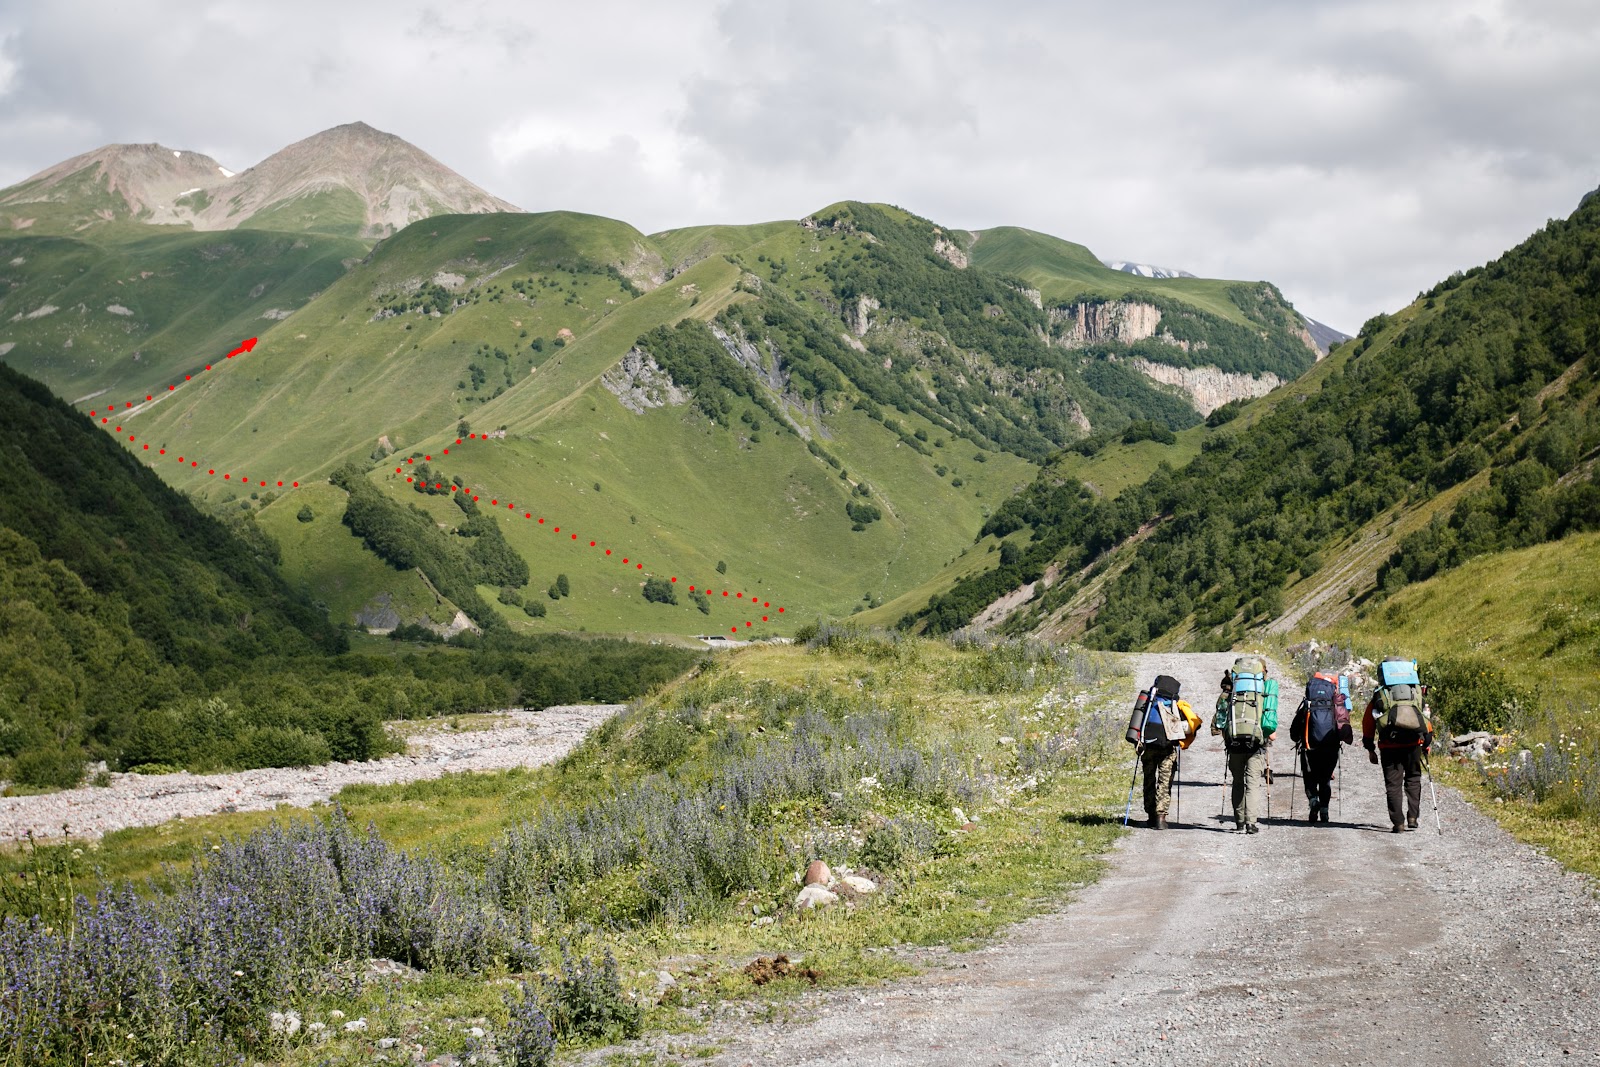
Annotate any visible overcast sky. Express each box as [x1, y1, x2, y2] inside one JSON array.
[[2, 0, 1597, 331]]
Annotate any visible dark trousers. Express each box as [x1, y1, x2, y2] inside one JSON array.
[[1380, 747, 1424, 827], [1300, 746, 1340, 809]]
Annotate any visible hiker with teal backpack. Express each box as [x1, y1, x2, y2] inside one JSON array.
[[1289, 672, 1354, 824], [1362, 659, 1436, 833], [1212, 656, 1278, 833]]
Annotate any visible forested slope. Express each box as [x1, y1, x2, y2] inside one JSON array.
[[904, 189, 1600, 647]]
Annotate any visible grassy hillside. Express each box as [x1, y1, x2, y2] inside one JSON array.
[[0, 227, 365, 403]]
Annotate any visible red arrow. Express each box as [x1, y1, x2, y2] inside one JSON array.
[[226, 337, 258, 358]]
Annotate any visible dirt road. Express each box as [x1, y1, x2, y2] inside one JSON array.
[[673, 652, 1600, 1066]]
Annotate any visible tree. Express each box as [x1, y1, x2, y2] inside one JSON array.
[[556, 574, 570, 597], [642, 576, 677, 604], [297, 505, 314, 523], [716, 560, 727, 575]]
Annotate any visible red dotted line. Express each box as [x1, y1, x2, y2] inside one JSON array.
[[398, 434, 785, 632]]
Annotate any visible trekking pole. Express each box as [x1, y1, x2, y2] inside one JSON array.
[[1337, 755, 1343, 821], [1175, 749, 1183, 826], [1424, 752, 1443, 836], [1122, 743, 1143, 827], [1289, 747, 1297, 822], [1265, 744, 1273, 822], [1220, 761, 1230, 819]]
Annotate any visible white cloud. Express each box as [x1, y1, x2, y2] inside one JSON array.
[[0, 0, 1597, 330]]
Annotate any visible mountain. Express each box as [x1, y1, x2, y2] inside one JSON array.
[[0, 122, 517, 238], [191, 122, 521, 237], [0, 127, 1331, 641], [1103, 259, 1195, 279], [1300, 315, 1350, 355], [899, 188, 1600, 648], [0, 142, 235, 233]]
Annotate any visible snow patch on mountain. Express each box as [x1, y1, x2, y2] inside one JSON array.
[[1103, 259, 1195, 279]]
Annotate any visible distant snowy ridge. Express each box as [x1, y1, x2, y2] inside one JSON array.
[[1103, 259, 1195, 279]]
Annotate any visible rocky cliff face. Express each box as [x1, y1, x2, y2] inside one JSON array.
[[1051, 300, 1164, 347], [1129, 358, 1280, 415], [851, 295, 881, 337], [601, 349, 688, 413]]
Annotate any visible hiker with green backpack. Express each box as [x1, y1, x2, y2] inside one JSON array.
[[1212, 656, 1279, 833], [1362, 659, 1436, 833]]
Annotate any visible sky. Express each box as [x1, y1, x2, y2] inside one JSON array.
[[2, 0, 1598, 331]]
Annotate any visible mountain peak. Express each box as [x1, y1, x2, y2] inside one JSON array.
[[0, 142, 235, 229], [191, 121, 519, 237]]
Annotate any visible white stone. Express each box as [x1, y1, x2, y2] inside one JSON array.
[[344, 1018, 368, 1033], [796, 884, 838, 910], [841, 874, 877, 894], [269, 1009, 302, 1035]]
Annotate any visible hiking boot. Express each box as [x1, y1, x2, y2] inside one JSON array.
[[1391, 824, 1405, 834], [1156, 816, 1168, 830], [1407, 817, 1419, 830], [1232, 823, 1248, 833], [1319, 808, 1331, 824], [1245, 823, 1259, 834]]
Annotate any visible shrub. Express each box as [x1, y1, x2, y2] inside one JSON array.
[[541, 947, 642, 1042], [690, 589, 711, 614], [237, 725, 332, 768], [502, 983, 556, 1066], [296, 504, 314, 523], [1423, 654, 1530, 734], [642, 576, 677, 604], [10, 746, 84, 789], [716, 560, 727, 575], [556, 574, 570, 597], [499, 586, 524, 607], [524, 600, 547, 618]]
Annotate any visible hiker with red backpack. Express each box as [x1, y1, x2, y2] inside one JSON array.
[[1212, 656, 1278, 834], [1362, 659, 1436, 833], [1290, 672, 1354, 824]]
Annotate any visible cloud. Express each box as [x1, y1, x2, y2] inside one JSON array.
[[1, 0, 1597, 330]]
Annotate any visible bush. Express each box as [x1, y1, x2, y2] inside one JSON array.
[[716, 560, 727, 575], [390, 622, 444, 643], [524, 600, 547, 618], [689, 589, 711, 615], [642, 576, 677, 605], [237, 726, 332, 768], [296, 504, 314, 523], [556, 574, 570, 597], [10, 747, 84, 790], [1423, 654, 1530, 734], [502, 984, 556, 1067], [541, 948, 642, 1042], [499, 586, 524, 607]]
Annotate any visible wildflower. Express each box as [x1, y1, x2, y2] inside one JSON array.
[[233, 970, 244, 977]]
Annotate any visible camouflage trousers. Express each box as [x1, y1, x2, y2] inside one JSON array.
[[1142, 744, 1180, 818]]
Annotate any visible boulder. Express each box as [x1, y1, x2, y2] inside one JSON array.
[[803, 859, 832, 886], [841, 874, 877, 894], [796, 884, 838, 910]]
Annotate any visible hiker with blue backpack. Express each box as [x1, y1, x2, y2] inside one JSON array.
[[1289, 672, 1354, 824], [1124, 674, 1200, 829], [1362, 659, 1436, 833], [1212, 656, 1278, 833]]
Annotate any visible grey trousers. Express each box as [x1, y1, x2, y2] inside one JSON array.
[[1227, 746, 1268, 826]]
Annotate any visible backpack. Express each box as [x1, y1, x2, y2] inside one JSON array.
[[1224, 656, 1273, 751], [1126, 675, 1186, 746], [1303, 675, 1343, 748], [1377, 682, 1428, 738]]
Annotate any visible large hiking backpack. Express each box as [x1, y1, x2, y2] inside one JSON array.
[[1126, 675, 1187, 746], [1224, 656, 1273, 751], [1303, 674, 1344, 748], [1376, 659, 1427, 740]]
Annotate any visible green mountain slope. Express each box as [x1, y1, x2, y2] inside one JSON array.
[[2, 186, 1330, 640], [909, 190, 1600, 648], [0, 227, 365, 402]]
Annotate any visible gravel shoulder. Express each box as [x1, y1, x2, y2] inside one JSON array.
[[0, 705, 623, 842], [653, 653, 1599, 1066]]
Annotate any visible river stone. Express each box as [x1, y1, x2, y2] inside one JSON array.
[[804, 859, 831, 886]]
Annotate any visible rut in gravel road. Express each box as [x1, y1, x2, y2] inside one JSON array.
[[667, 652, 1600, 1067]]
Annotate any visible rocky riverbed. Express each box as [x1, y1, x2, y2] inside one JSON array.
[[0, 705, 623, 842]]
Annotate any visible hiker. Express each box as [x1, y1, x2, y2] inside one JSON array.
[[1289, 672, 1354, 824], [1125, 675, 1200, 829], [1212, 656, 1278, 833], [1362, 659, 1435, 832]]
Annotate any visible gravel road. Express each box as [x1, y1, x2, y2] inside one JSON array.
[[653, 653, 1600, 1066], [0, 705, 623, 842]]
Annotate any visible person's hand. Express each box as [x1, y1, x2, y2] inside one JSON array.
[[1368, 749, 1379, 765]]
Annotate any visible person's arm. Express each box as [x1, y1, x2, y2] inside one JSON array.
[[1362, 695, 1379, 761], [1288, 701, 1307, 747]]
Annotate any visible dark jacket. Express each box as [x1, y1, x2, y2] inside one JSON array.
[[1289, 699, 1354, 750]]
